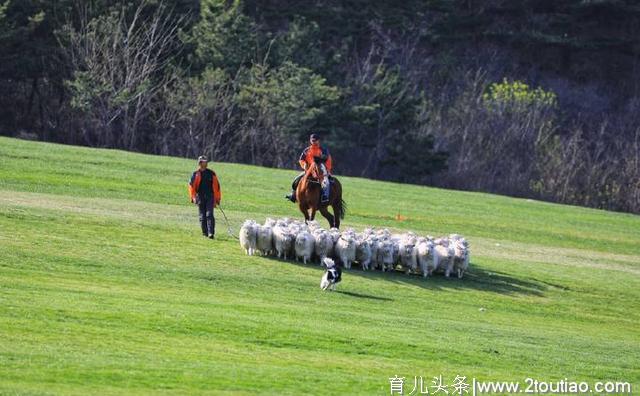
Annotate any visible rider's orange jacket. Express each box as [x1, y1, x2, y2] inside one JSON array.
[[299, 144, 332, 173], [188, 168, 221, 206]]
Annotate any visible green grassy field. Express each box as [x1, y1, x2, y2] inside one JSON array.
[[0, 136, 639, 395]]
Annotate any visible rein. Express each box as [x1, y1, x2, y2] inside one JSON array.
[[303, 163, 325, 185]]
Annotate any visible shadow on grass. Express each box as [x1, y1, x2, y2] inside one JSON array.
[[260, 255, 546, 297], [335, 290, 394, 301], [353, 265, 546, 296]]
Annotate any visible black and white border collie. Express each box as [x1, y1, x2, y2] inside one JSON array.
[[320, 258, 342, 291]]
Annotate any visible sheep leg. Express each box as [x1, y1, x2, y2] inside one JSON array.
[[445, 260, 453, 278]]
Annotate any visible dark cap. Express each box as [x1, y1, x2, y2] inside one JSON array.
[[197, 155, 208, 163], [310, 133, 320, 141]]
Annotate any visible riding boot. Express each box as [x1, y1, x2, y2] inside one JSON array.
[[286, 174, 303, 202], [285, 190, 296, 203]]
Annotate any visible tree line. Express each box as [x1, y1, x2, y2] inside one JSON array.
[[0, 0, 638, 213]]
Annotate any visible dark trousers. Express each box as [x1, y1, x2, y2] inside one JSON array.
[[198, 198, 215, 236]]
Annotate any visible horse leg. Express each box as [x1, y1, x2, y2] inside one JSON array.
[[319, 206, 335, 229], [330, 204, 341, 229], [299, 204, 310, 223], [310, 207, 317, 221]]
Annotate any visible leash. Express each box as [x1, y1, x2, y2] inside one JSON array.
[[217, 205, 239, 239]]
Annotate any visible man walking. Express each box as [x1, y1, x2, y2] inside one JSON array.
[[188, 156, 222, 239]]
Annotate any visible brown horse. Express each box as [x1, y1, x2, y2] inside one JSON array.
[[296, 157, 346, 228]]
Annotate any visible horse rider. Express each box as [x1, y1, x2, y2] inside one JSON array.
[[188, 155, 222, 239], [286, 133, 333, 203]]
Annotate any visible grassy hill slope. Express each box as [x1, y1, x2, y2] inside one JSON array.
[[0, 136, 639, 395]]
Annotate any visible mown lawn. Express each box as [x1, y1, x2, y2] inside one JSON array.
[[0, 136, 638, 395]]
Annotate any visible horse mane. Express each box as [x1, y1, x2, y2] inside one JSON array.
[[304, 161, 323, 181]]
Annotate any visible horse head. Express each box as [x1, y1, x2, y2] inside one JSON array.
[[312, 156, 328, 178], [306, 156, 327, 181]]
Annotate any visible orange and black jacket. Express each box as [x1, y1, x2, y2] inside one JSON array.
[[299, 144, 332, 173], [188, 168, 221, 206]]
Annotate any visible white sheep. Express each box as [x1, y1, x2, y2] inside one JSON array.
[[390, 234, 403, 266], [367, 236, 380, 270], [306, 220, 321, 232], [377, 239, 395, 272], [433, 238, 455, 277], [398, 238, 418, 275], [355, 238, 373, 270], [256, 224, 274, 256], [294, 230, 315, 264], [242, 218, 471, 278], [417, 239, 436, 278], [328, 227, 341, 243], [335, 234, 356, 269], [273, 226, 294, 260], [239, 220, 258, 256], [314, 231, 334, 265], [451, 237, 470, 278]]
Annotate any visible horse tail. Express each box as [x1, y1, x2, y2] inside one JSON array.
[[336, 198, 347, 220], [332, 178, 347, 220]]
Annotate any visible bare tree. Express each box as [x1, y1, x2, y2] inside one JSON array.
[[159, 67, 239, 159], [60, 1, 183, 150]]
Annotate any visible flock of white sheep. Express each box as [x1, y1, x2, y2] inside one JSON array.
[[239, 217, 471, 279]]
